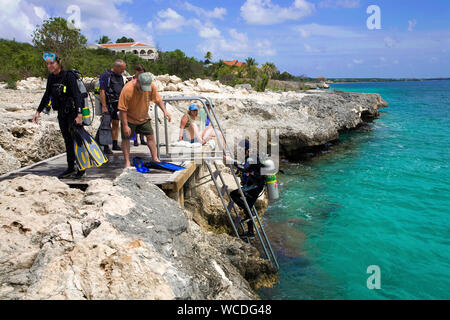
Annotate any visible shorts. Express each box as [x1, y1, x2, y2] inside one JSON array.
[[108, 102, 120, 121], [182, 130, 199, 143], [121, 120, 154, 139]]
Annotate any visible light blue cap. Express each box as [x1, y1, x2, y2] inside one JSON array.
[[189, 104, 198, 111]]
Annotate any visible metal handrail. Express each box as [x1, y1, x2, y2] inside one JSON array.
[[156, 96, 279, 268]]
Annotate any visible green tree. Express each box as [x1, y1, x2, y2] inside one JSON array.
[[245, 57, 257, 67], [261, 62, 277, 78], [245, 57, 259, 78], [0, 39, 44, 86], [146, 49, 203, 80], [116, 36, 135, 43], [32, 17, 87, 66], [204, 51, 212, 64], [97, 35, 112, 44], [256, 73, 269, 92]]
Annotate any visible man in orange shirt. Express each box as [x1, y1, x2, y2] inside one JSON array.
[[118, 71, 171, 167]]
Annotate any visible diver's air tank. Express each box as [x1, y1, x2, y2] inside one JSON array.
[[75, 77, 91, 126], [94, 79, 102, 116], [262, 159, 279, 201]]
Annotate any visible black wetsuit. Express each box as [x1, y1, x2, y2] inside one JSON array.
[[37, 70, 83, 170], [230, 156, 266, 234], [99, 70, 124, 121]]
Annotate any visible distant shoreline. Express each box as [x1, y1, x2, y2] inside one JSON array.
[[328, 78, 450, 84]]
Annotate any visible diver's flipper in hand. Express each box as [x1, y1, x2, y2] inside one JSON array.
[[74, 139, 93, 171], [76, 126, 108, 167], [73, 129, 93, 171]]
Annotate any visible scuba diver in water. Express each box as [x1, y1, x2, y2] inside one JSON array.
[[226, 139, 267, 239], [33, 52, 85, 179]]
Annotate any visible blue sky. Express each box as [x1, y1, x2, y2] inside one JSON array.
[[1, 0, 449, 78]]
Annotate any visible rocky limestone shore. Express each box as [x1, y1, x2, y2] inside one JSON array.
[[0, 76, 387, 174], [268, 79, 330, 90], [0, 171, 277, 299], [0, 76, 388, 299]]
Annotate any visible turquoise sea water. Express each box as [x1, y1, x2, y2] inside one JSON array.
[[259, 80, 450, 300]]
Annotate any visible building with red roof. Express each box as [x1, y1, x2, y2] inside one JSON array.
[[222, 60, 246, 67], [86, 42, 158, 61]]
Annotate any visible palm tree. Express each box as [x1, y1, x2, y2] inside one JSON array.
[[261, 62, 277, 78], [96, 35, 111, 44], [244, 57, 258, 79], [204, 51, 212, 64], [245, 57, 258, 67]]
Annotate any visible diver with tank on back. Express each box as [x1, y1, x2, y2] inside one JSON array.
[[33, 52, 107, 179], [224, 139, 279, 239]]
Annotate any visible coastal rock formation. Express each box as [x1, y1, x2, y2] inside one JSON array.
[[0, 172, 277, 299], [16, 77, 47, 91], [0, 75, 388, 300], [160, 87, 388, 160], [1, 75, 387, 173], [0, 145, 21, 175], [269, 79, 330, 90], [0, 88, 99, 175]]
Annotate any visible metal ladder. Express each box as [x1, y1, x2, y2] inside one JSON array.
[[156, 96, 279, 269], [203, 160, 279, 269]]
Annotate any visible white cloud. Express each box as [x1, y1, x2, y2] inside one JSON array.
[[156, 8, 186, 31], [256, 39, 276, 56], [198, 25, 221, 39], [384, 36, 398, 48], [0, 0, 154, 44], [33, 6, 48, 20], [198, 29, 251, 59], [408, 19, 417, 32], [294, 23, 362, 38], [241, 0, 315, 25], [304, 44, 321, 53], [353, 59, 363, 64], [379, 57, 386, 62], [0, 0, 43, 42], [319, 0, 360, 8], [155, 9, 223, 41], [197, 28, 281, 60], [183, 1, 227, 20]]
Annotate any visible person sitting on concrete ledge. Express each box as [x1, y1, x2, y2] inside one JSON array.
[[200, 100, 225, 147], [118, 71, 171, 168], [178, 104, 205, 145]]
